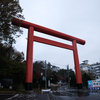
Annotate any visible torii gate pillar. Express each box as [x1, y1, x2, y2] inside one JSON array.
[[73, 40, 82, 89], [25, 26, 34, 90]]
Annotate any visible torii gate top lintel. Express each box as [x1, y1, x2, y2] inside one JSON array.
[[12, 18, 85, 45]]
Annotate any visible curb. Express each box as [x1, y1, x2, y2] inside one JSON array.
[[49, 93, 55, 100]]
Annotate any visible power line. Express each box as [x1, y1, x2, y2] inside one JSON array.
[[33, 58, 66, 67]]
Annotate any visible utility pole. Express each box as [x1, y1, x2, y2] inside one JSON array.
[[9, 39, 13, 59], [45, 60, 47, 89], [67, 65, 70, 88]]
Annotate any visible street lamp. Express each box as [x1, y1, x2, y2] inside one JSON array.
[[40, 72, 43, 91], [67, 65, 70, 88]]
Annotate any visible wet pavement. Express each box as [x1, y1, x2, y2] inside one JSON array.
[[0, 94, 14, 100], [52, 94, 100, 100], [51, 85, 100, 100], [1, 86, 100, 100], [0, 92, 53, 100]]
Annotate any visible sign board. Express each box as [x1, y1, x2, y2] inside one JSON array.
[[88, 80, 100, 90], [42, 89, 51, 93], [48, 80, 50, 87], [42, 76, 46, 81]]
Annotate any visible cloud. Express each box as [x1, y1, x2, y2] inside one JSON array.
[[14, 0, 100, 70]]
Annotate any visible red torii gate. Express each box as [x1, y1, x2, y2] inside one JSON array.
[[12, 18, 85, 90]]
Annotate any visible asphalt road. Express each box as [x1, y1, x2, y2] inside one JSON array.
[[0, 94, 14, 100], [51, 85, 100, 100], [0, 93, 53, 100], [1, 85, 100, 100], [51, 93, 100, 100], [1, 92, 100, 100]]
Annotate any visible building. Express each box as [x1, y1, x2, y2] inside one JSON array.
[[51, 65, 60, 72], [90, 63, 100, 79], [80, 60, 100, 79], [80, 60, 89, 73]]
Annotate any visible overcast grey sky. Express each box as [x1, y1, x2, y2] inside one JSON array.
[[14, 0, 100, 70]]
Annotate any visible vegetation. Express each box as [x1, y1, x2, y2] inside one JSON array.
[[0, 43, 26, 91], [32, 61, 77, 88], [0, 0, 25, 92], [81, 70, 92, 88], [0, 0, 24, 42], [82, 73, 91, 88]]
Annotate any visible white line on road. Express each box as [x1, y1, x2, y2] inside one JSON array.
[[5, 94, 19, 100]]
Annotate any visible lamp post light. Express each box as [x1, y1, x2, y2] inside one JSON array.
[[40, 72, 43, 91], [41, 61, 47, 89], [45, 61, 47, 89], [67, 65, 70, 88]]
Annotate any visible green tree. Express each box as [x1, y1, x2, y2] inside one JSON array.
[[87, 73, 95, 80], [47, 62, 52, 80], [82, 73, 91, 88], [69, 69, 76, 87], [58, 69, 76, 87], [47, 62, 51, 69], [33, 61, 45, 88], [50, 71, 58, 84], [0, 0, 24, 42], [58, 69, 67, 77], [0, 0, 25, 91], [12, 51, 24, 62], [0, 43, 26, 91]]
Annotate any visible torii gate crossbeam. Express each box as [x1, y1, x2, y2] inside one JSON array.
[[12, 18, 85, 90]]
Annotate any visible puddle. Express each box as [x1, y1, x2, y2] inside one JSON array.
[[53, 90, 90, 97], [52, 86, 100, 97]]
